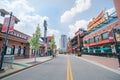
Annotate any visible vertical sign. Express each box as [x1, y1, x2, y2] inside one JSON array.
[[2, 16, 15, 32], [108, 31, 115, 42]]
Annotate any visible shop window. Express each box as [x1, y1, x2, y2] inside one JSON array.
[[94, 35, 99, 42], [89, 47, 94, 53], [116, 45, 120, 53], [83, 47, 88, 53], [101, 32, 109, 40], [94, 46, 101, 53], [103, 45, 112, 53]]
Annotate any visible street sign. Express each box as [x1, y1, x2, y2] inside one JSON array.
[[2, 16, 15, 32]]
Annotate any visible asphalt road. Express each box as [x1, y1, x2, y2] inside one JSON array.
[[2, 54, 120, 80]]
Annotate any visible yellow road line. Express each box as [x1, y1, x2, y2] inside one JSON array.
[[66, 56, 73, 80], [67, 58, 69, 80]]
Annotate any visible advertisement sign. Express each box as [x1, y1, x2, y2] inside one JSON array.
[[2, 16, 15, 32], [115, 33, 120, 42], [108, 31, 115, 42], [6, 47, 11, 54], [87, 10, 106, 31]]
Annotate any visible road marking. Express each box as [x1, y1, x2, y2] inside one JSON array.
[[66, 56, 73, 80]]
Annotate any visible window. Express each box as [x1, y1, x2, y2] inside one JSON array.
[[19, 34, 21, 37], [17, 34, 19, 37], [12, 32, 14, 35], [101, 32, 109, 40], [84, 40, 87, 44], [18, 46, 21, 55], [14, 32, 17, 36], [94, 46, 101, 53], [89, 47, 94, 53], [94, 35, 99, 42], [88, 38, 92, 44]]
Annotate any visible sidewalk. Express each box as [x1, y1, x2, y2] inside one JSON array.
[[0, 56, 52, 79], [81, 55, 119, 70]]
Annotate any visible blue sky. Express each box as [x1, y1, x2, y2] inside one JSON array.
[[0, 0, 115, 48]]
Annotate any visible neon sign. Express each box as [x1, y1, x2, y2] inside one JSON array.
[[87, 10, 106, 31]]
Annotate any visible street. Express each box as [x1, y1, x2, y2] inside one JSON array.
[[2, 54, 120, 80]]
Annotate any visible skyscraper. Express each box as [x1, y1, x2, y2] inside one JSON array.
[[60, 35, 67, 52]]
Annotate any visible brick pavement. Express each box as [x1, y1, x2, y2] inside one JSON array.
[[81, 55, 119, 69]]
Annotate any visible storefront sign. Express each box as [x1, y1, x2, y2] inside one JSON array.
[[115, 33, 120, 41], [108, 31, 115, 42], [87, 10, 106, 31]]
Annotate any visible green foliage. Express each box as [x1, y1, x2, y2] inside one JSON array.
[[49, 35, 55, 52], [29, 24, 41, 50]]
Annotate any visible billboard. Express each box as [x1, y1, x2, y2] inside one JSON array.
[[87, 10, 106, 31], [2, 16, 15, 32]]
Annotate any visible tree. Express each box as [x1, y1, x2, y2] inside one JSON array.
[[49, 35, 55, 53], [29, 24, 41, 62]]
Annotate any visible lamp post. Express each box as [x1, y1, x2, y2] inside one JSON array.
[[112, 28, 120, 68], [0, 9, 19, 71]]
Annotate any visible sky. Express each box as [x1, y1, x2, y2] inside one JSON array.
[[0, 0, 115, 48]]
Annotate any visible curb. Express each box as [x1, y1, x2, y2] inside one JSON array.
[[0, 58, 53, 79]]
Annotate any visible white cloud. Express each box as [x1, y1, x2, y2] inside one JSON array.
[[68, 20, 88, 37], [0, 0, 49, 36], [47, 28, 59, 36], [60, 0, 91, 23]]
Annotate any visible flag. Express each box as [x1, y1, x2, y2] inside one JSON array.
[[2, 16, 15, 32]]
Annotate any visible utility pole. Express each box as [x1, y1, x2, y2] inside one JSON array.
[[0, 9, 19, 71]]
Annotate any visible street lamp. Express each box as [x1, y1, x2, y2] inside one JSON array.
[[0, 9, 9, 17], [0, 9, 19, 71], [112, 28, 120, 68]]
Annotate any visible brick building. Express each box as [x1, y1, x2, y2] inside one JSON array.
[[83, 9, 120, 55], [0, 23, 32, 58], [67, 28, 86, 55], [0, 23, 45, 59]]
